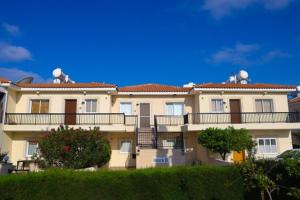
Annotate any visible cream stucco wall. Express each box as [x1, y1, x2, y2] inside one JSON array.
[[12, 91, 112, 113], [0, 125, 12, 156], [197, 92, 289, 113], [5, 131, 137, 167], [111, 95, 194, 126], [6, 88, 17, 113], [251, 130, 292, 159], [104, 132, 136, 168], [3, 129, 294, 167], [4, 89, 291, 116]]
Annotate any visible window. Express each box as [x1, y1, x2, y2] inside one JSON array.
[[211, 99, 224, 113], [120, 103, 132, 115], [166, 103, 184, 115], [257, 138, 277, 154], [31, 100, 49, 113], [85, 99, 97, 113], [26, 141, 39, 157], [120, 140, 132, 153], [255, 99, 274, 112]]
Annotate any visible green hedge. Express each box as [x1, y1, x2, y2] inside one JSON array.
[[0, 166, 243, 200]]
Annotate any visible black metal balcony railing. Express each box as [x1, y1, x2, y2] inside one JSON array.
[[5, 113, 138, 126], [155, 115, 185, 126], [187, 112, 300, 124], [154, 112, 300, 126]]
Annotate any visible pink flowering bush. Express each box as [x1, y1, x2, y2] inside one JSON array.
[[39, 126, 111, 169]]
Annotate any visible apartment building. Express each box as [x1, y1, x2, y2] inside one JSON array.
[[289, 94, 300, 148], [0, 77, 299, 169]]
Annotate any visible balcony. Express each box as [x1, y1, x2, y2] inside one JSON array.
[[4, 113, 138, 132], [154, 112, 300, 132], [186, 112, 300, 124]]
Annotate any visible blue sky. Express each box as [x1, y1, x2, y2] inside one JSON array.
[[0, 0, 300, 86]]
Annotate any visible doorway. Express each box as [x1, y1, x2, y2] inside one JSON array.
[[140, 103, 150, 127], [65, 99, 77, 125], [233, 151, 245, 163], [229, 99, 242, 124]]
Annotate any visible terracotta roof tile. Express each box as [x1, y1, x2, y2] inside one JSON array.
[[0, 77, 10, 83], [195, 83, 296, 90], [17, 82, 116, 88], [289, 97, 300, 104], [118, 84, 192, 92]]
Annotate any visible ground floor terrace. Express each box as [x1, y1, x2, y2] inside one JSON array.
[[0, 127, 293, 169]]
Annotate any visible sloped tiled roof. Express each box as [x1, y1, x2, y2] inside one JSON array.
[[0, 77, 10, 83], [289, 97, 300, 104], [118, 84, 192, 92], [17, 82, 116, 88], [195, 83, 296, 90]]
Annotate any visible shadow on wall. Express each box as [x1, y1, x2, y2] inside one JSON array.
[[105, 133, 136, 169], [154, 133, 186, 167]]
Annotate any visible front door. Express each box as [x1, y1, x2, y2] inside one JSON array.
[[233, 151, 245, 163], [65, 99, 77, 125], [140, 103, 150, 127], [229, 99, 242, 124]]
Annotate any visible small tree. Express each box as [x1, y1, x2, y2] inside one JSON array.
[[198, 127, 253, 160], [39, 126, 111, 169]]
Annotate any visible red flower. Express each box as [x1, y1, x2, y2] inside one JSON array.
[[63, 145, 71, 152]]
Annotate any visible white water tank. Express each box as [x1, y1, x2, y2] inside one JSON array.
[[52, 68, 74, 84], [239, 70, 249, 80]]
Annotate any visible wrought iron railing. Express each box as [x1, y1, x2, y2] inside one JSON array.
[[156, 132, 184, 149], [188, 112, 300, 124], [154, 115, 185, 126], [154, 112, 300, 125], [5, 113, 138, 126]]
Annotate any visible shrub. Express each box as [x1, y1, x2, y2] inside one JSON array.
[[241, 159, 300, 200], [198, 127, 254, 160], [0, 166, 243, 200], [39, 126, 111, 169]]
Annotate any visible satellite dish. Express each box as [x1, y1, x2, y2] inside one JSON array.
[[229, 76, 236, 83], [16, 77, 34, 84]]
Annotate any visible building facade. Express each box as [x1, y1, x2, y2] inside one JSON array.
[[289, 95, 300, 148], [0, 77, 299, 169]]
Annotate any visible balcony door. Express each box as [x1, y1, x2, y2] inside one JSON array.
[[65, 99, 77, 125], [140, 103, 150, 128], [229, 99, 241, 124]]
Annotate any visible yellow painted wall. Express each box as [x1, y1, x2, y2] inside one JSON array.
[[197, 92, 289, 113], [111, 95, 194, 125]]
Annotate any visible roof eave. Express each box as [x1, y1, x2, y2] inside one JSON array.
[[194, 88, 296, 92], [117, 91, 191, 95]]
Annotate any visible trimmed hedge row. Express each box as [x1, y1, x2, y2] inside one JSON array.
[[0, 166, 243, 200]]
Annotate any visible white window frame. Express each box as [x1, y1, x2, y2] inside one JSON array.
[[85, 99, 97, 113], [30, 99, 50, 113], [211, 99, 224, 113], [165, 102, 184, 115], [26, 141, 39, 157], [120, 102, 132, 115], [257, 138, 277, 154], [119, 140, 132, 154], [255, 99, 274, 113]]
